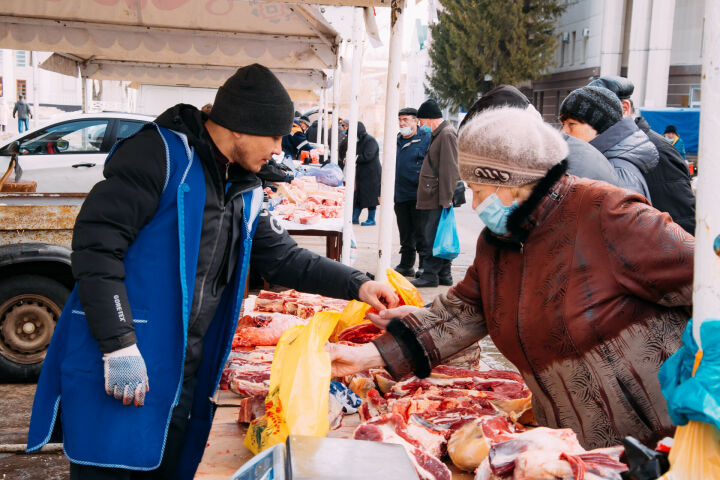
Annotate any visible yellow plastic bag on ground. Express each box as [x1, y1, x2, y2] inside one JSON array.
[[386, 269, 424, 307], [245, 311, 340, 454]]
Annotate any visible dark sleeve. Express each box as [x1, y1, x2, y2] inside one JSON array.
[[71, 128, 166, 353], [250, 211, 370, 300], [437, 129, 459, 207], [257, 160, 291, 183]]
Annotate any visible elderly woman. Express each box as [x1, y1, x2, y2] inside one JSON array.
[[331, 106, 694, 449]]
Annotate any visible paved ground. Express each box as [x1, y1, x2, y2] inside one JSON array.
[[0, 195, 511, 479]]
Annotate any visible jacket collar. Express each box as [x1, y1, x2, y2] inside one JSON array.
[[431, 120, 449, 139], [483, 160, 570, 249], [590, 116, 638, 154]]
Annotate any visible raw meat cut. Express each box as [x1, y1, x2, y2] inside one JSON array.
[[232, 314, 307, 348], [353, 413, 452, 480], [337, 322, 383, 344], [475, 427, 627, 480], [388, 365, 532, 419], [447, 415, 523, 471]]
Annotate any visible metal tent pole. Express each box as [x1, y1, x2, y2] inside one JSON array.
[[374, 0, 405, 282], [692, 0, 720, 346], [330, 69, 341, 165], [341, 7, 365, 265]]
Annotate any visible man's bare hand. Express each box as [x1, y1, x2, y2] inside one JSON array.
[[365, 305, 421, 329], [357, 281, 399, 314], [327, 342, 385, 377]]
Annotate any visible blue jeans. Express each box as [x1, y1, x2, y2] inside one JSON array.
[[18, 118, 29, 133]]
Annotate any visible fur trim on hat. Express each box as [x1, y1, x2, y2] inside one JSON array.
[[458, 106, 569, 187]]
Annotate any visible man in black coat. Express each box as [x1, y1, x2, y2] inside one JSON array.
[[589, 76, 695, 234]]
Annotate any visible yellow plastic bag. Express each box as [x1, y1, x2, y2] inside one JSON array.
[[386, 269, 424, 307], [245, 311, 340, 454], [332, 300, 372, 341]]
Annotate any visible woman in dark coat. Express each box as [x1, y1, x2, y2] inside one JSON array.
[[349, 122, 381, 225]]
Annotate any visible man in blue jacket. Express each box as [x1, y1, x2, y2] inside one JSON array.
[[394, 107, 431, 277], [27, 64, 397, 480]]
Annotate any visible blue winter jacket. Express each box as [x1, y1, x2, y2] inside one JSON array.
[[395, 129, 431, 203]]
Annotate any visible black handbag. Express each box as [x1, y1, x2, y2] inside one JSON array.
[[427, 153, 466, 207]]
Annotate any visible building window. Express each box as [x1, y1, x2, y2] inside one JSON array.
[[17, 80, 26, 100], [539, 91, 545, 114], [570, 31, 576, 66], [15, 50, 27, 67], [559, 35, 566, 67]]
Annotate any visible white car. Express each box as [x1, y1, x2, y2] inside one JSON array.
[[0, 112, 154, 193]]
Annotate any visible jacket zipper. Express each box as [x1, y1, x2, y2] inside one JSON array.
[[188, 162, 247, 330]]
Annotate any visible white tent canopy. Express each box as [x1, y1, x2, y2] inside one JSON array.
[[0, 0, 339, 96]]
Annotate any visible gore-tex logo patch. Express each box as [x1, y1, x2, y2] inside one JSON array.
[[113, 294, 126, 322]]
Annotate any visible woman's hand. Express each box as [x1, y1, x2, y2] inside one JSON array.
[[365, 305, 421, 329], [327, 342, 385, 377]]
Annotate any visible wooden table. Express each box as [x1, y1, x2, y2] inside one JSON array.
[[196, 395, 474, 479], [286, 228, 342, 261]]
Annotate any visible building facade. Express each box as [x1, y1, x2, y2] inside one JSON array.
[[532, 0, 705, 123]]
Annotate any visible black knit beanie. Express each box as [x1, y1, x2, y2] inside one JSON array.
[[210, 64, 294, 136], [460, 85, 530, 130], [559, 86, 622, 134], [417, 99, 442, 119]]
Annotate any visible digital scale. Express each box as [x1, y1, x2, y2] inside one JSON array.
[[230, 435, 418, 480]]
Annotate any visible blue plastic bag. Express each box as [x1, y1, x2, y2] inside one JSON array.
[[659, 318, 720, 430], [432, 207, 460, 260], [304, 163, 344, 187]]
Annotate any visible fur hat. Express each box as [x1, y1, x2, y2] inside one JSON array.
[[458, 107, 568, 187], [588, 76, 634, 100]]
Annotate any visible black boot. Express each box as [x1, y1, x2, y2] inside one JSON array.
[[395, 253, 416, 277], [411, 276, 438, 288], [439, 262, 453, 286], [394, 265, 416, 277]]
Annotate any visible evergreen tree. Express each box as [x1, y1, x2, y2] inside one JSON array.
[[427, 0, 566, 110]]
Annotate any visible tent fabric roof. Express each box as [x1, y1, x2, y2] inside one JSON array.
[[0, 0, 339, 94]]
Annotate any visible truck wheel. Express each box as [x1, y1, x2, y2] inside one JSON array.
[[0, 275, 70, 382]]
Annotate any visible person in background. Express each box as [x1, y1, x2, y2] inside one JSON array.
[[460, 85, 621, 187], [329, 106, 693, 451], [394, 107, 431, 277], [27, 64, 397, 480], [201, 103, 213, 115], [412, 99, 460, 288], [559, 86, 658, 201], [352, 121, 381, 226], [663, 125, 686, 159], [281, 115, 314, 161], [13, 95, 32, 133], [0, 100, 8, 132], [589, 76, 695, 235]]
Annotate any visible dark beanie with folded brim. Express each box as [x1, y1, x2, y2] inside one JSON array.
[[460, 85, 530, 130], [210, 64, 294, 136], [559, 86, 622, 134], [417, 99, 443, 119]]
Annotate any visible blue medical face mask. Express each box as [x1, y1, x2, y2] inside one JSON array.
[[475, 193, 518, 236], [420, 125, 432, 134]]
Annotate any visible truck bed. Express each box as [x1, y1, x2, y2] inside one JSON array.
[[0, 193, 86, 248]]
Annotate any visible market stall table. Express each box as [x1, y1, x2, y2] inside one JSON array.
[[279, 217, 343, 262], [196, 397, 475, 480]]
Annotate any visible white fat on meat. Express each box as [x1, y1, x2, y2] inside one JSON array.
[[353, 414, 451, 480]]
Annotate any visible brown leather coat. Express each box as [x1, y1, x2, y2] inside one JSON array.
[[373, 166, 694, 449]]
